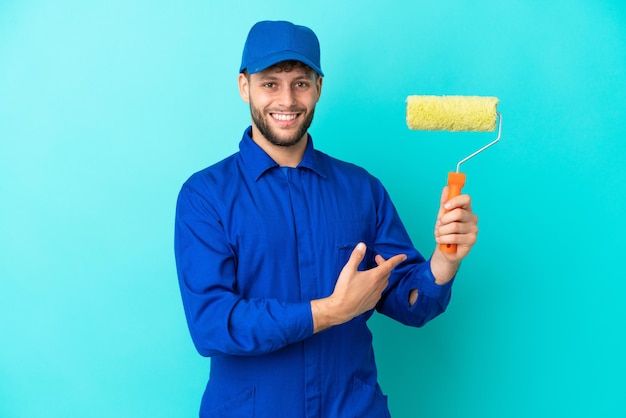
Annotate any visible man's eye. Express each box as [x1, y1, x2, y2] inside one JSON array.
[[264, 82, 275, 88]]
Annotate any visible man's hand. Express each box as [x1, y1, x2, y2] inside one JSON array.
[[311, 243, 406, 333], [431, 186, 478, 283]]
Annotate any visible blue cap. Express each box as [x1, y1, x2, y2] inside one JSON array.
[[240, 20, 323, 76]]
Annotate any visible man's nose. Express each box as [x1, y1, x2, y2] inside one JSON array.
[[277, 86, 297, 107]]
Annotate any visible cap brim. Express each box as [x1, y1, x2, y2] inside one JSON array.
[[241, 51, 324, 77]]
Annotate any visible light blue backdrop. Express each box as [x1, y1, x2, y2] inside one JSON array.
[[1, 1, 624, 417]]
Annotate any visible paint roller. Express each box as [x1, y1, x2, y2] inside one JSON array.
[[406, 95, 502, 253]]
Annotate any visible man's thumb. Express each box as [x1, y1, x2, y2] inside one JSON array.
[[347, 242, 366, 269]]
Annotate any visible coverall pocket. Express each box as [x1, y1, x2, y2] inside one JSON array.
[[336, 243, 374, 274], [334, 218, 375, 274], [200, 385, 255, 418], [348, 376, 391, 418]]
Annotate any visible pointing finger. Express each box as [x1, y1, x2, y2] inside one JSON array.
[[376, 253, 407, 275]]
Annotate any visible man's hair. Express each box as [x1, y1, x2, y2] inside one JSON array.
[[242, 60, 319, 80]]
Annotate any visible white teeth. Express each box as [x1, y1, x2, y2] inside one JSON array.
[[272, 113, 297, 121]]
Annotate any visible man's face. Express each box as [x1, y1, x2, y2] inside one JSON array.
[[239, 63, 322, 148]]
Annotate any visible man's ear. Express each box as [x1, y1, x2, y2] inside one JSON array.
[[238, 73, 250, 103], [316, 76, 323, 101]]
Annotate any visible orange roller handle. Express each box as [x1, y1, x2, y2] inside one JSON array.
[[440, 171, 466, 253]]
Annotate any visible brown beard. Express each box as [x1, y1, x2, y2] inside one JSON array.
[[249, 100, 316, 147]]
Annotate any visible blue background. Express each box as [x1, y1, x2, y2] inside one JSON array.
[[1, 1, 625, 417]]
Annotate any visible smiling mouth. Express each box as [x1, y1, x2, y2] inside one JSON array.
[[270, 113, 299, 121]]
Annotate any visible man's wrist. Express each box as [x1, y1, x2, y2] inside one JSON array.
[[430, 250, 460, 285], [311, 297, 339, 334]]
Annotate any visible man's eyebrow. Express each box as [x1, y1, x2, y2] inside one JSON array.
[[257, 74, 279, 81], [256, 73, 313, 82]]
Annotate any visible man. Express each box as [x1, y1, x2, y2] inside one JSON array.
[[175, 20, 478, 417]]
